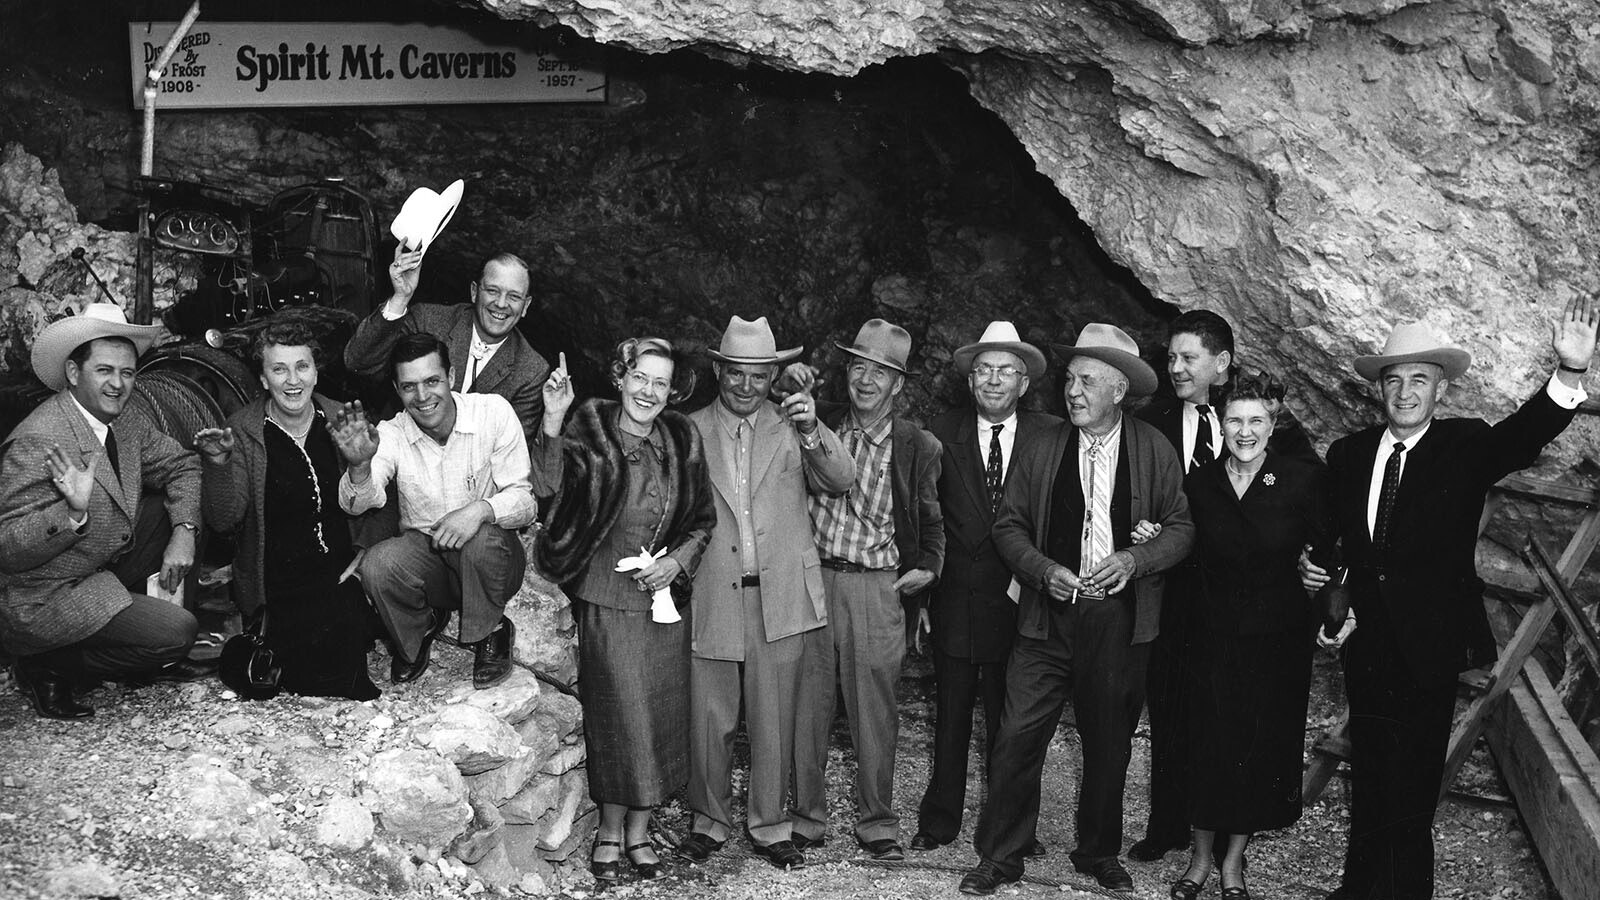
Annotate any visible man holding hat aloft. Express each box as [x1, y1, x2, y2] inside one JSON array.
[[678, 316, 854, 870], [791, 318, 944, 861], [1302, 297, 1598, 900], [0, 304, 205, 719], [961, 323, 1193, 896], [910, 321, 1061, 854]]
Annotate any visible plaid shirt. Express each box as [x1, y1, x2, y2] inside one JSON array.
[[810, 411, 898, 569]]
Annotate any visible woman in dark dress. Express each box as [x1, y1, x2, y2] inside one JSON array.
[[196, 320, 379, 701], [530, 339, 715, 882], [1171, 371, 1330, 900]]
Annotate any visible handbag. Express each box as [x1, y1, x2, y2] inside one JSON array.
[[219, 610, 282, 700]]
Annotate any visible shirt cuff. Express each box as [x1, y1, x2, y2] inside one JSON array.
[[1546, 373, 1588, 409], [380, 300, 408, 321]]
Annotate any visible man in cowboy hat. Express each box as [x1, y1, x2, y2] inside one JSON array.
[[677, 316, 855, 869], [1302, 299, 1598, 900], [910, 320, 1060, 855], [346, 244, 551, 447], [960, 323, 1193, 896], [0, 303, 206, 719], [791, 318, 944, 861], [1131, 308, 1317, 863]]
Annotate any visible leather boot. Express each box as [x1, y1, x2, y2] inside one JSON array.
[[14, 659, 93, 720], [472, 617, 515, 688]]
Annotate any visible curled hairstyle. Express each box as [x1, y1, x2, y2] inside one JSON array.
[[389, 332, 451, 381], [249, 319, 322, 375], [610, 336, 697, 405], [1217, 367, 1286, 421]]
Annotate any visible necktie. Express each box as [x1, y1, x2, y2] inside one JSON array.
[[465, 342, 485, 391], [1081, 434, 1113, 591], [985, 424, 1005, 514], [1192, 404, 1214, 470], [104, 426, 121, 484], [1373, 442, 1405, 550]]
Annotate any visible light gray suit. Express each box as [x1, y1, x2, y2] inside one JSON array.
[[685, 400, 853, 844]]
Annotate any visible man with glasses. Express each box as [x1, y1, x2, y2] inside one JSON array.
[[333, 333, 535, 689], [346, 245, 550, 445], [791, 319, 944, 861], [911, 321, 1060, 854]]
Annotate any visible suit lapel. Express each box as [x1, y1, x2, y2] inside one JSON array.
[[471, 335, 516, 392], [1346, 429, 1382, 553], [449, 314, 475, 392], [59, 398, 133, 517], [695, 408, 735, 510], [949, 415, 988, 520], [748, 405, 785, 494]]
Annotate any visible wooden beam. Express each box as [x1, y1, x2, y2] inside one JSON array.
[[1526, 538, 1600, 678], [1493, 475, 1600, 508]]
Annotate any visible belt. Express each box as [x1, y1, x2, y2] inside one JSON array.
[[818, 557, 891, 573], [741, 573, 761, 587]]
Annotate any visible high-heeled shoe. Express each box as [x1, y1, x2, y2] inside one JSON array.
[[1221, 884, 1252, 900], [590, 837, 626, 882], [1170, 877, 1207, 900], [626, 840, 662, 879]]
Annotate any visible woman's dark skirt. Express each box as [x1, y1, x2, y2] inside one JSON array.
[[575, 599, 689, 807], [1187, 625, 1315, 834]]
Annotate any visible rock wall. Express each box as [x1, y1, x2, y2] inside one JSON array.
[[487, 0, 1600, 465]]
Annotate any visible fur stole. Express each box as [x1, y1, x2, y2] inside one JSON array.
[[536, 398, 714, 593]]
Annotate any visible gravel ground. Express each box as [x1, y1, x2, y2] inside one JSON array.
[[0, 646, 1557, 899]]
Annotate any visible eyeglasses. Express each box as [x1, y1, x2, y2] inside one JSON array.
[[625, 370, 672, 394], [972, 364, 1024, 381]]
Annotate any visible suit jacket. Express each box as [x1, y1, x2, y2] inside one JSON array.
[[1185, 451, 1331, 636], [202, 394, 355, 617], [1327, 386, 1576, 686], [1137, 397, 1321, 468], [687, 401, 855, 659], [993, 413, 1193, 645], [344, 303, 549, 446], [0, 392, 201, 655], [926, 407, 1063, 662], [819, 407, 946, 588]]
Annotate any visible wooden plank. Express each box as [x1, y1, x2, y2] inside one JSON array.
[[1303, 710, 1350, 805], [1526, 539, 1600, 677], [1483, 662, 1600, 900], [1493, 475, 1600, 508]]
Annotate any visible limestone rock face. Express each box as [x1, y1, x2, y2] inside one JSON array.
[[483, 0, 1600, 464], [163, 754, 283, 846], [314, 796, 375, 850], [363, 748, 473, 849], [408, 704, 524, 775]]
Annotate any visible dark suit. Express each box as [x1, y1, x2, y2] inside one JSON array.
[[1135, 397, 1321, 846], [1327, 385, 1576, 900], [344, 302, 549, 446], [977, 414, 1192, 877], [0, 393, 200, 676], [915, 407, 1061, 844]]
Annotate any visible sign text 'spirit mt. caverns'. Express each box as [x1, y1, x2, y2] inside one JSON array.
[[129, 22, 603, 109]]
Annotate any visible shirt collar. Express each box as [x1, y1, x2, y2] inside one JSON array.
[[1079, 415, 1123, 452], [714, 397, 758, 439], [68, 394, 110, 444], [399, 392, 474, 445], [1380, 419, 1431, 454], [849, 410, 894, 445], [977, 411, 1018, 435]]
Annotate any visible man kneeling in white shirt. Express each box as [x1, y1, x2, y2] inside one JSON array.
[[333, 332, 535, 688]]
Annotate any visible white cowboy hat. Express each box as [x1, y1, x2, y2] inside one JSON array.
[[1353, 322, 1472, 381], [31, 302, 163, 391], [390, 179, 465, 254], [953, 321, 1047, 377], [1051, 323, 1159, 397], [706, 315, 803, 364]]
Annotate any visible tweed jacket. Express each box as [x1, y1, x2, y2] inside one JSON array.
[[1327, 386, 1576, 686], [202, 394, 355, 617], [926, 407, 1063, 662], [0, 392, 201, 655], [992, 412, 1193, 645], [688, 400, 855, 659], [818, 407, 946, 590], [344, 302, 549, 446], [531, 399, 715, 604]]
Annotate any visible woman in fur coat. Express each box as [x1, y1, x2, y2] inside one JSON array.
[[531, 337, 715, 882]]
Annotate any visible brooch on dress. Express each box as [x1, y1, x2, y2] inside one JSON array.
[[1262, 473, 1277, 486]]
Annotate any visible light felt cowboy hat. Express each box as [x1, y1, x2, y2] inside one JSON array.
[[31, 302, 163, 391], [836, 318, 912, 374], [706, 315, 803, 364], [953, 320, 1047, 378], [389, 179, 465, 254], [1051, 323, 1159, 397], [1353, 322, 1472, 382]]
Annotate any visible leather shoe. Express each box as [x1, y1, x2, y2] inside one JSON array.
[[123, 657, 219, 687], [1128, 835, 1188, 862], [909, 832, 950, 851], [857, 837, 904, 861], [959, 860, 1017, 896], [590, 837, 625, 882], [1074, 856, 1135, 894], [676, 831, 723, 862], [13, 661, 93, 720], [391, 612, 448, 684], [1025, 838, 1047, 858], [790, 833, 826, 851], [751, 839, 805, 869], [625, 840, 661, 879], [472, 617, 515, 688]]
